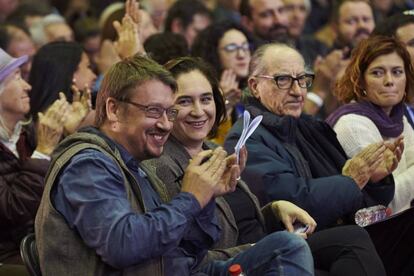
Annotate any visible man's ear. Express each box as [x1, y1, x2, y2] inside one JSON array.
[[106, 97, 120, 122], [248, 77, 260, 98], [170, 18, 183, 34]]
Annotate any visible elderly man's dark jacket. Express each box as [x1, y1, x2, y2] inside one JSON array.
[[224, 97, 395, 229], [0, 123, 49, 263]]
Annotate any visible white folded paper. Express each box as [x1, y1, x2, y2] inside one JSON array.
[[234, 110, 263, 163]]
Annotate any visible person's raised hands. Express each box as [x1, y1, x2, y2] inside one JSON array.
[[125, 0, 141, 26], [220, 69, 242, 109], [113, 14, 141, 59], [369, 136, 404, 182], [342, 142, 387, 189], [181, 147, 231, 208], [35, 93, 71, 155], [385, 135, 404, 168], [63, 85, 92, 135]]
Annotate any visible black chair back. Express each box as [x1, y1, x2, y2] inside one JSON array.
[[20, 233, 41, 276]]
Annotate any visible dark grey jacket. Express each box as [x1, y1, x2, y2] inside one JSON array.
[[142, 137, 282, 263]]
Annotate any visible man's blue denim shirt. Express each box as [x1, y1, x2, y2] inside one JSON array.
[[52, 138, 220, 275]]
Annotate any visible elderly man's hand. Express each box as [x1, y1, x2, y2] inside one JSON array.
[[342, 142, 387, 189], [271, 201, 317, 239], [181, 147, 232, 208]]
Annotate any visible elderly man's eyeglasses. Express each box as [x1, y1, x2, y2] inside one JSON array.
[[221, 42, 250, 54], [256, 74, 315, 89], [119, 99, 178, 121]]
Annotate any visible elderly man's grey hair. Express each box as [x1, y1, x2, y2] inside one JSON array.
[[249, 43, 311, 77]]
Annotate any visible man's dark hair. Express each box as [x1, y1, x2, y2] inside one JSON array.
[[73, 16, 100, 43], [331, 0, 371, 23], [372, 13, 414, 37], [0, 25, 12, 50], [7, 2, 51, 28], [0, 23, 31, 50], [239, 0, 252, 19], [144, 32, 189, 65], [164, 0, 211, 32]]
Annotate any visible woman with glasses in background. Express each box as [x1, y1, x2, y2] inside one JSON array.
[[192, 21, 255, 144]]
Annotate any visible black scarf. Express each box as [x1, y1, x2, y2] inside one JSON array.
[[245, 97, 348, 178]]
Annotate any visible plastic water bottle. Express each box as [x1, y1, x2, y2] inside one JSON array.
[[228, 264, 246, 276], [354, 205, 392, 227]]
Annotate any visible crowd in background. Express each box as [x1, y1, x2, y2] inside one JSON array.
[[1, 0, 414, 275]]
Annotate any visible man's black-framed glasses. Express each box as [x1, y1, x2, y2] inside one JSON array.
[[119, 99, 179, 121], [256, 73, 315, 89]]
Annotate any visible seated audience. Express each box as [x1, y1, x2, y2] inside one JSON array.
[[224, 43, 414, 276], [140, 0, 170, 31], [0, 48, 68, 265], [239, 0, 290, 44], [144, 56, 386, 276], [72, 16, 101, 74], [305, 0, 376, 117], [0, 23, 36, 81], [327, 36, 414, 214], [164, 0, 212, 48], [6, 2, 51, 29], [29, 14, 74, 47], [35, 54, 314, 275], [282, 0, 328, 66]]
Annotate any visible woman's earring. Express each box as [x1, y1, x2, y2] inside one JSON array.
[[72, 78, 77, 85], [362, 90, 367, 96]]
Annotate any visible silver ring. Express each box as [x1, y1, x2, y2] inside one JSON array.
[[236, 176, 241, 181]]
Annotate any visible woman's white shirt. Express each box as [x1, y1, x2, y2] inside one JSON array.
[[333, 114, 414, 213]]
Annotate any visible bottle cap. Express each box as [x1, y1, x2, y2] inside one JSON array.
[[229, 264, 242, 275]]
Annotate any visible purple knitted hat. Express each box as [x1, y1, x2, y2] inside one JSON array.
[[0, 48, 28, 83]]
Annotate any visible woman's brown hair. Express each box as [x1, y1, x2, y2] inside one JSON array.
[[335, 35, 414, 104]]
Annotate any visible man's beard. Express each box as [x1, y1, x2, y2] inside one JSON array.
[[339, 27, 372, 48], [351, 27, 371, 46], [256, 24, 290, 43]]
